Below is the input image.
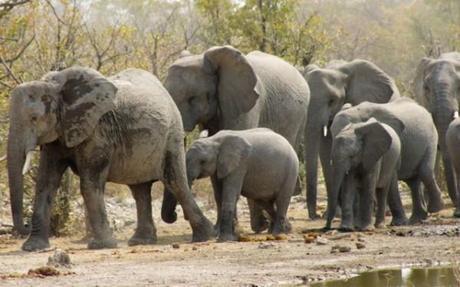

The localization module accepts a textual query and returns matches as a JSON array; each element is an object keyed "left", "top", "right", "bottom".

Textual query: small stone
[
  {"left": 339, "top": 246, "right": 351, "bottom": 253},
  {"left": 172, "top": 243, "right": 180, "bottom": 249},
  {"left": 47, "top": 249, "right": 71, "bottom": 267},
  {"left": 356, "top": 242, "right": 366, "bottom": 249},
  {"left": 316, "top": 237, "right": 329, "bottom": 245},
  {"left": 192, "top": 246, "right": 198, "bottom": 251},
  {"left": 303, "top": 235, "right": 315, "bottom": 244}
]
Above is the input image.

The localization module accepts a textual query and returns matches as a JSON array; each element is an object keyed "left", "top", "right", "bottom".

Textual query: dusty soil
[{"left": 1, "top": 187, "right": 460, "bottom": 287}]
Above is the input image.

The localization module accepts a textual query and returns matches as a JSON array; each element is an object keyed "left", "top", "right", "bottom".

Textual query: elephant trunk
[
  {"left": 325, "top": 164, "right": 346, "bottom": 229},
  {"left": 305, "top": 120, "right": 325, "bottom": 219},
  {"left": 432, "top": 86, "right": 459, "bottom": 208},
  {"left": 7, "top": 124, "right": 32, "bottom": 235}
]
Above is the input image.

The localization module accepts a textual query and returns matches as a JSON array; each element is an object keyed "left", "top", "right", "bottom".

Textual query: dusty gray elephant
[
  {"left": 414, "top": 52, "right": 460, "bottom": 216},
  {"left": 331, "top": 97, "right": 444, "bottom": 224},
  {"left": 447, "top": 117, "right": 460, "bottom": 205},
  {"left": 326, "top": 118, "right": 402, "bottom": 231},
  {"left": 186, "top": 128, "right": 299, "bottom": 241},
  {"left": 301, "top": 59, "right": 400, "bottom": 219},
  {"left": 7, "top": 67, "right": 214, "bottom": 251},
  {"left": 161, "top": 45, "right": 310, "bottom": 232}
]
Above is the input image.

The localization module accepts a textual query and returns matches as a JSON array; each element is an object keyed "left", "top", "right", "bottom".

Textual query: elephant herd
[{"left": 5, "top": 45, "right": 460, "bottom": 251}]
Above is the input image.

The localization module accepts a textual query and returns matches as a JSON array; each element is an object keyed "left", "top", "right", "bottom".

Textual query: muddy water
[{"left": 311, "top": 266, "right": 460, "bottom": 287}]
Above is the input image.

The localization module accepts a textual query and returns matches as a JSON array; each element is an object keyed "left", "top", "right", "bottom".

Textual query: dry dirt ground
[{"left": 1, "top": 186, "right": 460, "bottom": 287}]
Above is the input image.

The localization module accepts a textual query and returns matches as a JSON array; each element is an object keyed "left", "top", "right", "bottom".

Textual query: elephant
[
  {"left": 7, "top": 67, "right": 214, "bottom": 251},
  {"left": 301, "top": 59, "right": 400, "bottom": 219},
  {"left": 331, "top": 97, "right": 444, "bottom": 224},
  {"left": 161, "top": 45, "right": 310, "bottom": 232},
  {"left": 326, "top": 118, "right": 402, "bottom": 231},
  {"left": 447, "top": 117, "right": 460, "bottom": 204},
  {"left": 414, "top": 52, "right": 460, "bottom": 216},
  {"left": 185, "top": 128, "right": 299, "bottom": 241}
]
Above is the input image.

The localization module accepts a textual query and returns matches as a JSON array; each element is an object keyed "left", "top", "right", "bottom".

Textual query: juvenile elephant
[
  {"left": 301, "top": 59, "right": 400, "bottom": 219},
  {"left": 162, "top": 45, "right": 310, "bottom": 232},
  {"left": 414, "top": 52, "right": 460, "bottom": 215},
  {"left": 447, "top": 117, "right": 460, "bottom": 203},
  {"left": 7, "top": 67, "right": 214, "bottom": 251},
  {"left": 186, "top": 128, "right": 299, "bottom": 241},
  {"left": 326, "top": 118, "right": 402, "bottom": 231},
  {"left": 331, "top": 97, "right": 444, "bottom": 224}
]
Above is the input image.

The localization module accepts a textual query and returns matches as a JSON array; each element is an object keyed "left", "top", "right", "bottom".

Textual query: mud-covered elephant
[
  {"left": 331, "top": 97, "right": 444, "bottom": 224},
  {"left": 326, "top": 118, "right": 402, "bottom": 231},
  {"left": 186, "top": 128, "right": 299, "bottom": 241},
  {"left": 414, "top": 52, "right": 460, "bottom": 215},
  {"left": 161, "top": 45, "right": 310, "bottom": 232},
  {"left": 7, "top": 67, "right": 214, "bottom": 251},
  {"left": 301, "top": 59, "right": 400, "bottom": 219}
]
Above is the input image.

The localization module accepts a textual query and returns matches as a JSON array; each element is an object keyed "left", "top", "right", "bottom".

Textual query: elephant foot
[
  {"left": 217, "top": 233, "right": 238, "bottom": 242},
  {"left": 356, "top": 225, "right": 375, "bottom": 232},
  {"left": 390, "top": 217, "right": 408, "bottom": 226},
  {"left": 408, "top": 212, "right": 428, "bottom": 225},
  {"left": 427, "top": 199, "right": 444, "bottom": 213},
  {"left": 88, "top": 237, "right": 118, "bottom": 249},
  {"left": 271, "top": 220, "right": 292, "bottom": 235},
  {"left": 338, "top": 225, "right": 354, "bottom": 232},
  {"left": 161, "top": 210, "right": 178, "bottom": 224},
  {"left": 309, "top": 213, "right": 321, "bottom": 220},
  {"left": 374, "top": 222, "right": 386, "bottom": 229},
  {"left": 22, "top": 236, "right": 50, "bottom": 251},
  {"left": 453, "top": 208, "right": 460, "bottom": 218},
  {"left": 251, "top": 218, "right": 269, "bottom": 233},
  {"left": 128, "top": 233, "right": 157, "bottom": 246},
  {"left": 191, "top": 218, "right": 215, "bottom": 242}
]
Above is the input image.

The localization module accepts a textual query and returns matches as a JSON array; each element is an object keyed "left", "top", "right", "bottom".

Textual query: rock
[
  {"left": 316, "top": 237, "right": 329, "bottom": 245},
  {"left": 47, "top": 249, "right": 71, "bottom": 268},
  {"left": 172, "top": 243, "right": 180, "bottom": 249},
  {"left": 356, "top": 242, "right": 366, "bottom": 249},
  {"left": 339, "top": 246, "right": 351, "bottom": 253}
]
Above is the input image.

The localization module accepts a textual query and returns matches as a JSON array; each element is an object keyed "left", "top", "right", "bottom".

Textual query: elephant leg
[
  {"left": 419, "top": 164, "right": 444, "bottom": 214},
  {"left": 272, "top": 195, "right": 292, "bottom": 235},
  {"left": 441, "top": 150, "right": 459, "bottom": 212},
  {"left": 320, "top": 133, "right": 337, "bottom": 218},
  {"left": 80, "top": 168, "right": 117, "bottom": 250},
  {"left": 22, "top": 148, "right": 67, "bottom": 251},
  {"left": 356, "top": 173, "right": 376, "bottom": 231},
  {"left": 256, "top": 200, "right": 277, "bottom": 233},
  {"left": 128, "top": 181, "right": 156, "bottom": 246},
  {"left": 218, "top": 174, "right": 244, "bottom": 242},
  {"left": 161, "top": 188, "right": 178, "bottom": 224},
  {"left": 162, "top": 150, "right": 214, "bottom": 242},
  {"left": 388, "top": 176, "right": 408, "bottom": 226},
  {"left": 407, "top": 178, "right": 428, "bottom": 224},
  {"left": 374, "top": 187, "right": 387, "bottom": 228},
  {"left": 248, "top": 198, "right": 269, "bottom": 233},
  {"left": 339, "top": 174, "right": 356, "bottom": 232}
]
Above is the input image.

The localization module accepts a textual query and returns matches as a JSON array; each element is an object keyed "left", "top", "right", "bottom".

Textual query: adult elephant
[
  {"left": 414, "top": 52, "right": 460, "bottom": 216},
  {"left": 161, "top": 45, "right": 310, "bottom": 232},
  {"left": 331, "top": 97, "right": 444, "bottom": 224},
  {"left": 8, "top": 67, "right": 214, "bottom": 251},
  {"left": 302, "top": 59, "right": 400, "bottom": 219}
]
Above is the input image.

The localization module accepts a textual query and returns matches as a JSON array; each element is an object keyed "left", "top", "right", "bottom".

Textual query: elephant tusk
[
  {"left": 323, "top": 126, "right": 328, "bottom": 137},
  {"left": 199, "top": 129, "right": 209, "bottom": 138},
  {"left": 22, "top": 151, "right": 34, "bottom": 175},
  {"left": 454, "top": 111, "right": 459, "bottom": 119}
]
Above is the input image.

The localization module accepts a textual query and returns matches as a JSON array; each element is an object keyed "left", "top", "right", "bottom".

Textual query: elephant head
[
  {"left": 186, "top": 134, "right": 252, "bottom": 184},
  {"left": 325, "top": 118, "right": 403, "bottom": 229},
  {"left": 414, "top": 53, "right": 460, "bottom": 208},
  {"left": 302, "top": 59, "right": 400, "bottom": 218},
  {"left": 7, "top": 67, "right": 117, "bottom": 234},
  {"left": 164, "top": 46, "right": 259, "bottom": 133}
]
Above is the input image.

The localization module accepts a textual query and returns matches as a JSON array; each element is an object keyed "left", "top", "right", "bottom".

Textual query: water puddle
[{"left": 311, "top": 266, "right": 460, "bottom": 287}]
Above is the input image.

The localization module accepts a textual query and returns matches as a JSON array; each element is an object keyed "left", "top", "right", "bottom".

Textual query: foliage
[{"left": 0, "top": 0, "right": 459, "bottom": 232}]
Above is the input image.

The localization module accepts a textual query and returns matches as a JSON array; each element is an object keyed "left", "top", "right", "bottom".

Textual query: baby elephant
[
  {"left": 326, "top": 118, "right": 403, "bottom": 231},
  {"left": 186, "top": 128, "right": 299, "bottom": 241}
]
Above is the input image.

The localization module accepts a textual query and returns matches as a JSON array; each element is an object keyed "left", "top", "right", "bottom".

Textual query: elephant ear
[
  {"left": 339, "top": 59, "right": 399, "bottom": 105},
  {"left": 303, "top": 64, "right": 319, "bottom": 77},
  {"left": 203, "top": 46, "right": 259, "bottom": 120},
  {"left": 52, "top": 67, "right": 117, "bottom": 148},
  {"left": 355, "top": 119, "right": 393, "bottom": 171},
  {"left": 413, "top": 57, "right": 434, "bottom": 108},
  {"left": 217, "top": 135, "right": 252, "bottom": 179}
]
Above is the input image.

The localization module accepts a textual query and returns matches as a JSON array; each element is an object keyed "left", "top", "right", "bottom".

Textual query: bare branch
[{"left": 0, "top": 55, "right": 22, "bottom": 84}]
